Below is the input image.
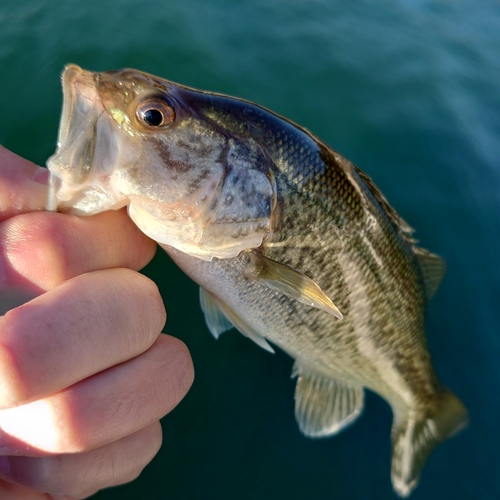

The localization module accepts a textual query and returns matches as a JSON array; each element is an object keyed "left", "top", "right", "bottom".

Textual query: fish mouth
[
  {"left": 47, "top": 64, "right": 124, "bottom": 214},
  {"left": 59, "top": 64, "right": 96, "bottom": 148}
]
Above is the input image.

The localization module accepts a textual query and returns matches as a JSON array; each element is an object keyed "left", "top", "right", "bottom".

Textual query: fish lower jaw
[
  {"left": 128, "top": 201, "right": 269, "bottom": 261},
  {"left": 51, "top": 182, "right": 127, "bottom": 215}
]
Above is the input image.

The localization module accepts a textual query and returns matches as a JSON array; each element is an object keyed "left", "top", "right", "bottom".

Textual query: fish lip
[
  {"left": 47, "top": 64, "right": 123, "bottom": 213},
  {"left": 49, "top": 64, "right": 102, "bottom": 177},
  {"left": 58, "top": 64, "right": 96, "bottom": 146},
  {"left": 57, "top": 186, "right": 130, "bottom": 215}
]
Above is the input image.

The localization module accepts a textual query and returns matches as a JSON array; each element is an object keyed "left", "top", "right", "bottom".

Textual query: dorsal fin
[
  {"left": 292, "top": 362, "right": 364, "bottom": 437},
  {"left": 413, "top": 249, "right": 446, "bottom": 300},
  {"left": 354, "top": 166, "right": 416, "bottom": 246},
  {"left": 354, "top": 166, "right": 446, "bottom": 300}
]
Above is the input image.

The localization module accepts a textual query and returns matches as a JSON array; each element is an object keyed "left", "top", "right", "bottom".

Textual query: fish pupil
[{"left": 142, "top": 108, "right": 164, "bottom": 126}]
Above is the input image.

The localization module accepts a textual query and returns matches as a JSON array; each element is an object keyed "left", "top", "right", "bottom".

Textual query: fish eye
[{"left": 136, "top": 97, "right": 175, "bottom": 129}]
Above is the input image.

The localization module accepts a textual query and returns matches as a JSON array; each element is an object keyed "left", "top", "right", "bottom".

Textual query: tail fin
[{"left": 391, "top": 390, "right": 468, "bottom": 497}]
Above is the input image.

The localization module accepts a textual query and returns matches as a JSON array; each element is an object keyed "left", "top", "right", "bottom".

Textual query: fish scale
[{"left": 47, "top": 64, "right": 467, "bottom": 498}]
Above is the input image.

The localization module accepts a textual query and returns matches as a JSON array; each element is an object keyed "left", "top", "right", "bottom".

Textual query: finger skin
[
  {"left": 0, "top": 209, "right": 157, "bottom": 293},
  {"left": 2, "top": 422, "right": 163, "bottom": 499},
  {"left": 0, "top": 268, "right": 166, "bottom": 409},
  {"left": 0, "top": 148, "right": 193, "bottom": 497},
  {"left": 0, "top": 334, "right": 194, "bottom": 455},
  {"left": 0, "top": 481, "right": 47, "bottom": 499},
  {"left": 0, "top": 146, "right": 48, "bottom": 222}
]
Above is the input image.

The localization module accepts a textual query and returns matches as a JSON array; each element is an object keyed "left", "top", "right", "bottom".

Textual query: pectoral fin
[
  {"left": 199, "top": 287, "right": 274, "bottom": 353},
  {"left": 244, "top": 251, "right": 343, "bottom": 319},
  {"left": 293, "top": 362, "right": 364, "bottom": 437}
]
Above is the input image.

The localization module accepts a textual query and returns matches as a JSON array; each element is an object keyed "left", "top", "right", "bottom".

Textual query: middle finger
[{"left": 0, "top": 268, "right": 166, "bottom": 409}]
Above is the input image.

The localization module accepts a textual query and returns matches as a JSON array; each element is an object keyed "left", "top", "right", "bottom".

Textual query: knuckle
[
  {"left": 91, "top": 209, "right": 156, "bottom": 271},
  {"left": 101, "top": 269, "right": 167, "bottom": 343},
  {"left": 156, "top": 336, "right": 195, "bottom": 405},
  {"left": 170, "top": 336, "right": 195, "bottom": 378},
  {"left": 119, "top": 427, "right": 163, "bottom": 483},
  {"left": 124, "top": 271, "right": 167, "bottom": 337},
  {"left": 144, "top": 421, "right": 163, "bottom": 461},
  {"left": 126, "top": 464, "right": 147, "bottom": 484},
  {"left": 54, "top": 394, "right": 95, "bottom": 453}
]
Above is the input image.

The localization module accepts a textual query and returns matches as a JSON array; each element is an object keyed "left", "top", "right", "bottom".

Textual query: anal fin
[{"left": 293, "top": 362, "right": 364, "bottom": 437}]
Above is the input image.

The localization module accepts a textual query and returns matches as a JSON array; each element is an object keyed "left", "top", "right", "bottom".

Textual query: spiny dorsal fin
[
  {"left": 244, "top": 251, "right": 343, "bottom": 319},
  {"left": 354, "top": 166, "right": 446, "bottom": 299},
  {"left": 292, "top": 362, "right": 364, "bottom": 437},
  {"left": 200, "top": 287, "right": 274, "bottom": 353},
  {"left": 354, "top": 166, "right": 416, "bottom": 245},
  {"left": 199, "top": 287, "right": 234, "bottom": 339},
  {"left": 413, "top": 248, "right": 446, "bottom": 300}
]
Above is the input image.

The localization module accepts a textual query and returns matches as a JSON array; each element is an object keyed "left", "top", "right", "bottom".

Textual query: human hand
[{"left": 0, "top": 146, "right": 194, "bottom": 498}]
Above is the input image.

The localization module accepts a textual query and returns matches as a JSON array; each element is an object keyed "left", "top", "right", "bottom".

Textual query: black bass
[{"left": 47, "top": 65, "right": 467, "bottom": 497}]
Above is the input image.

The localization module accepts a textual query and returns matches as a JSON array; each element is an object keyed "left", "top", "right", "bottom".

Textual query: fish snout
[{"left": 46, "top": 65, "right": 123, "bottom": 214}]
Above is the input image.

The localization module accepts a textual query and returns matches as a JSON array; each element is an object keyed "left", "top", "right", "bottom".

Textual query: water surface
[{"left": 0, "top": 1, "right": 499, "bottom": 498}]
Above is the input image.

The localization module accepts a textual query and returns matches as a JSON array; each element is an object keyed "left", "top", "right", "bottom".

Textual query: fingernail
[
  {"left": 32, "top": 166, "right": 50, "bottom": 185},
  {"left": 0, "top": 456, "right": 12, "bottom": 479}
]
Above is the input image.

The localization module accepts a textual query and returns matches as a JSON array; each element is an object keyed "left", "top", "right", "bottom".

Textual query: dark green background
[{"left": 1, "top": 0, "right": 499, "bottom": 498}]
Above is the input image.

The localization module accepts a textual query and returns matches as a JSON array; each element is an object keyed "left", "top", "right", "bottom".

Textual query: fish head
[{"left": 48, "top": 65, "right": 276, "bottom": 260}]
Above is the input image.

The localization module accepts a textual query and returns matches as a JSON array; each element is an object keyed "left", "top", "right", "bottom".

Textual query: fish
[{"left": 47, "top": 64, "right": 468, "bottom": 497}]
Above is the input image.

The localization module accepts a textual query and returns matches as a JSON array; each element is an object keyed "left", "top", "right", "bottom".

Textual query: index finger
[{"left": 0, "top": 146, "right": 49, "bottom": 222}]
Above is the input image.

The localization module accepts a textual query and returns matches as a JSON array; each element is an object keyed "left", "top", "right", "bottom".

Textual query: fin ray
[
  {"left": 199, "top": 287, "right": 274, "bottom": 353},
  {"left": 391, "top": 390, "right": 468, "bottom": 497},
  {"left": 414, "top": 249, "right": 446, "bottom": 300},
  {"left": 293, "top": 362, "right": 364, "bottom": 437},
  {"left": 199, "top": 287, "right": 234, "bottom": 339},
  {"left": 245, "top": 251, "right": 343, "bottom": 319},
  {"left": 354, "top": 166, "right": 415, "bottom": 242}
]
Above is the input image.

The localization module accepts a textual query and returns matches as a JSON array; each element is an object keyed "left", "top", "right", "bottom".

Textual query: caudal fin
[{"left": 391, "top": 390, "right": 468, "bottom": 497}]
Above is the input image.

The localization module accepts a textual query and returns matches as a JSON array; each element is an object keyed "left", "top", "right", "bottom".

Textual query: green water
[{"left": 1, "top": 1, "right": 499, "bottom": 498}]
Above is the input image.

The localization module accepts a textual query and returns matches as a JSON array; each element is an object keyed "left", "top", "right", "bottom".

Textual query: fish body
[{"left": 47, "top": 65, "right": 467, "bottom": 497}]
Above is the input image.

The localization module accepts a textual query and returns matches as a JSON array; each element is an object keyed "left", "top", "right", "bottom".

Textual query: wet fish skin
[{"left": 47, "top": 65, "right": 468, "bottom": 497}]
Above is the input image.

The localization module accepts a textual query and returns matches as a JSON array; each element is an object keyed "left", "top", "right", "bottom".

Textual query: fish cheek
[
  {"left": 151, "top": 137, "right": 194, "bottom": 178},
  {"left": 118, "top": 126, "right": 227, "bottom": 210}
]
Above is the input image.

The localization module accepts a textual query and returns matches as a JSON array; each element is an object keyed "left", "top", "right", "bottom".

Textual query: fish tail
[{"left": 390, "top": 390, "right": 468, "bottom": 497}]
